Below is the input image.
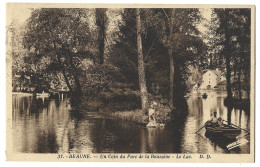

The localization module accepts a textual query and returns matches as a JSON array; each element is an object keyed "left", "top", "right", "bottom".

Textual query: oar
[
  {"left": 196, "top": 125, "right": 206, "bottom": 134},
  {"left": 196, "top": 122, "right": 208, "bottom": 134},
  {"left": 223, "top": 120, "right": 250, "bottom": 134}
]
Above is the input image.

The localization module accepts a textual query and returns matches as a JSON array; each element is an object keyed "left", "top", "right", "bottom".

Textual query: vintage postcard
[{"left": 6, "top": 3, "right": 255, "bottom": 162}]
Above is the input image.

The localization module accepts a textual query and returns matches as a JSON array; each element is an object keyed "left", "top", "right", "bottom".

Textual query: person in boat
[
  {"left": 148, "top": 101, "right": 157, "bottom": 124},
  {"left": 209, "top": 111, "right": 223, "bottom": 127},
  {"left": 210, "top": 111, "right": 218, "bottom": 123}
]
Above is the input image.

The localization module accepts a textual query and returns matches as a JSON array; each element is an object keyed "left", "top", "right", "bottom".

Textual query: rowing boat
[
  {"left": 202, "top": 93, "right": 208, "bottom": 99},
  {"left": 36, "top": 93, "right": 50, "bottom": 97},
  {"left": 204, "top": 121, "right": 241, "bottom": 139}
]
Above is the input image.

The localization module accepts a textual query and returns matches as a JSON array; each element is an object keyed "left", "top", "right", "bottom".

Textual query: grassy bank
[
  {"left": 99, "top": 107, "right": 173, "bottom": 126},
  {"left": 79, "top": 84, "right": 174, "bottom": 126},
  {"left": 99, "top": 109, "right": 148, "bottom": 126},
  {"left": 98, "top": 97, "right": 173, "bottom": 126}
]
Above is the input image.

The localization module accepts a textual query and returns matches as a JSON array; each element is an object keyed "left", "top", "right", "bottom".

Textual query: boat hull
[{"left": 205, "top": 122, "right": 241, "bottom": 139}]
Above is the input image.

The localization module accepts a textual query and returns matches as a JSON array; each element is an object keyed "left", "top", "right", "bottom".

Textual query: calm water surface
[{"left": 12, "top": 91, "right": 250, "bottom": 154}]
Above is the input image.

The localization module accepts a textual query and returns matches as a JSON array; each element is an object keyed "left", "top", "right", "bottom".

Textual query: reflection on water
[
  {"left": 184, "top": 91, "right": 250, "bottom": 154},
  {"left": 12, "top": 91, "right": 250, "bottom": 154}
]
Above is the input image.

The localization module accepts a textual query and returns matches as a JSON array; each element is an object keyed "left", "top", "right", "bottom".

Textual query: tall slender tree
[
  {"left": 168, "top": 9, "right": 176, "bottom": 109},
  {"left": 110, "top": 8, "right": 203, "bottom": 112},
  {"left": 136, "top": 8, "right": 149, "bottom": 113},
  {"left": 160, "top": 8, "right": 203, "bottom": 109},
  {"left": 213, "top": 8, "right": 251, "bottom": 100},
  {"left": 95, "top": 8, "right": 108, "bottom": 65}
]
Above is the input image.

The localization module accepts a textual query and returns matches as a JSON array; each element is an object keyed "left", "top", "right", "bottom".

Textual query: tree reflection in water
[{"left": 12, "top": 91, "right": 250, "bottom": 154}]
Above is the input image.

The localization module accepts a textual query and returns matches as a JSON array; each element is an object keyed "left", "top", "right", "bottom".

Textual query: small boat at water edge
[
  {"left": 36, "top": 93, "right": 50, "bottom": 97},
  {"left": 202, "top": 93, "right": 208, "bottom": 99},
  {"left": 204, "top": 121, "right": 241, "bottom": 139}
]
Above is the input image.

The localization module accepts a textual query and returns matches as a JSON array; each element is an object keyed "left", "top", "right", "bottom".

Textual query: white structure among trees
[{"left": 200, "top": 70, "right": 224, "bottom": 90}]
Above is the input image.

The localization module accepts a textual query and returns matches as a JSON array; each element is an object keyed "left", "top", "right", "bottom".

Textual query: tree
[
  {"left": 7, "top": 21, "right": 36, "bottom": 91},
  {"left": 213, "top": 8, "right": 251, "bottom": 100},
  {"left": 108, "top": 9, "right": 139, "bottom": 85},
  {"left": 136, "top": 8, "right": 149, "bottom": 113},
  {"left": 23, "top": 9, "right": 94, "bottom": 99},
  {"left": 162, "top": 9, "right": 176, "bottom": 109},
  {"left": 160, "top": 8, "right": 204, "bottom": 109},
  {"left": 108, "top": 9, "right": 166, "bottom": 87},
  {"left": 95, "top": 8, "right": 108, "bottom": 65},
  {"left": 235, "top": 9, "right": 251, "bottom": 99},
  {"left": 109, "top": 8, "right": 204, "bottom": 113},
  {"left": 108, "top": 9, "right": 168, "bottom": 97}
]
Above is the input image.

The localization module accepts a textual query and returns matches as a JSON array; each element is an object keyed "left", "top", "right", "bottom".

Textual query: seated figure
[{"left": 209, "top": 111, "right": 223, "bottom": 127}]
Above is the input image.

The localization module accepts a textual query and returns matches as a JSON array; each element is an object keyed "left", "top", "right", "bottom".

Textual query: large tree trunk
[
  {"left": 238, "top": 67, "right": 242, "bottom": 100},
  {"left": 60, "top": 67, "right": 73, "bottom": 94},
  {"left": 169, "top": 54, "right": 175, "bottom": 108},
  {"left": 227, "top": 105, "right": 232, "bottom": 125},
  {"left": 136, "top": 8, "right": 149, "bottom": 113},
  {"left": 225, "top": 53, "right": 232, "bottom": 99},
  {"left": 53, "top": 40, "right": 74, "bottom": 94},
  {"left": 96, "top": 8, "right": 106, "bottom": 65},
  {"left": 233, "top": 56, "right": 238, "bottom": 99},
  {"left": 168, "top": 9, "right": 176, "bottom": 109},
  {"left": 68, "top": 53, "right": 82, "bottom": 97},
  {"left": 224, "top": 33, "right": 233, "bottom": 99},
  {"left": 72, "top": 73, "right": 82, "bottom": 96},
  {"left": 223, "top": 10, "right": 233, "bottom": 100}
]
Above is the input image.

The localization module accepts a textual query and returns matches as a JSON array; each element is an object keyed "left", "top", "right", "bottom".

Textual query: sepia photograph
[{"left": 5, "top": 3, "right": 255, "bottom": 162}]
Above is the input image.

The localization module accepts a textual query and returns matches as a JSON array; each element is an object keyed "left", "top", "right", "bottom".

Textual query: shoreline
[
  {"left": 12, "top": 92, "right": 33, "bottom": 96},
  {"left": 98, "top": 106, "right": 173, "bottom": 127},
  {"left": 99, "top": 109, "right": 148, "bottom": 126}
]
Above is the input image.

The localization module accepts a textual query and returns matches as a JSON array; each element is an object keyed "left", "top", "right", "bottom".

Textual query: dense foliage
[{"left": 9, "top": 8, "right": 251, "bottom": 114}]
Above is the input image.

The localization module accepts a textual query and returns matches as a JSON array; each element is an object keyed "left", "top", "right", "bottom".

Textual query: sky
[
  {"left": 6, "top": 4, "right": 212, "bottom": 36},
  {"left": 6, "top": 4, "right": 32, "bottom": 26}
]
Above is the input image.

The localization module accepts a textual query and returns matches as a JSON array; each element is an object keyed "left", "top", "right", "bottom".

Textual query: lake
[{"left": 12, "top": 91, "right": 250, "bottom": 153}]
